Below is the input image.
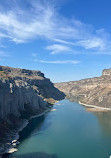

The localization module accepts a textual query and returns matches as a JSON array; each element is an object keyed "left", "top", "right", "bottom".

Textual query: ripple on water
[{"left": 9, "top": 152, "right": 60, "bottom": 158}]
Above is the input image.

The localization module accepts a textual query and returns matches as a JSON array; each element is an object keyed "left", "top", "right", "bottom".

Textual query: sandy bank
[
  {"left": 79, "top": 101, "right": 111, "bottom": 111},
  {"left": 86, "top": 108, "right": 108, "bottom": 112}
]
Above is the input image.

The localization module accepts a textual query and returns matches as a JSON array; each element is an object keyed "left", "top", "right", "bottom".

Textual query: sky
[{"left": 0, "top": 0, "right": 111, "bottom": 82}]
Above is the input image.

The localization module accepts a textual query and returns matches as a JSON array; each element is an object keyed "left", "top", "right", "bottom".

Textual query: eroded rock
[{"left": 55, "top": 68, "right": 111, "bottom": 109}]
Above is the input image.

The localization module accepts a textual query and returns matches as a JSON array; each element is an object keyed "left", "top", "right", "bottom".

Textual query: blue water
[{"left": 8, "top": 99, "right": 111, "bottom": 158}]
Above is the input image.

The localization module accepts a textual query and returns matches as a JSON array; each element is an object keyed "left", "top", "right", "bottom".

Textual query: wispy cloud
[
  {"left": 31, "top": 53, "right": 37, "bottom": 57},
  {"left": 0, "top": 0, "right": 111, "bottom": 54},
  {"left": 34, "top": 59, "right": 80, "bottom": 64},
  {"left": 0, "top": 0, "right": 56, "bottom": 43},
  {"left": 77, "top": 38, "right": 106, "bottom": 50},
  {"left": 53, "top": 39, "right": 74, "bottom": 45},
  {"left": 46, "top": 44, "right": 72, "bottom": 54}
]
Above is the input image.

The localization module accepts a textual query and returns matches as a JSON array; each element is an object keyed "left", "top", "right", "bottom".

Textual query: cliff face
[
  {"left": 55, "top": 69, "right": 111, "bottom": 109},
  {"left": 0, "top": 66, "right": 64, "bottom": 119},
  {"left": 0, "top": 66, "right": 65, "bottom": 153},
  {"left": 0, "top": 79, "right": 45, "bottom": 119}
]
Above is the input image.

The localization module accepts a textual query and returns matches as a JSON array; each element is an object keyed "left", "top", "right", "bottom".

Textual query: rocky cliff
[
  {"left": 0, "top": 66, "right": 65, "bottom": 154},
  {"left": 55, "top": 69, "right": 111, "bottom": 109}
]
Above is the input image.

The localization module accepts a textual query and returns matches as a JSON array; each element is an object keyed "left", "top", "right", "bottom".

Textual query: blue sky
[{"left": 0, "top": 0, "right": 111, "bottom": 82}]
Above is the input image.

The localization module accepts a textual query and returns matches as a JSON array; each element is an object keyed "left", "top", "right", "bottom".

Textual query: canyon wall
[
  {"left": 0, "top": 66, "right": 65, "bottom": 154},
  {"left": 55, "top": 69, "right": 111, "bottom": 109}
]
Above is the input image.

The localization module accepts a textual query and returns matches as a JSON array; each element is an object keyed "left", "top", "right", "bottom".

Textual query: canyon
[
  {"left": 1, "top": 66, "right": 111, "bottom": 156},
  {"left": 0, "top": 66, "right": 65, "bottom": 154}
]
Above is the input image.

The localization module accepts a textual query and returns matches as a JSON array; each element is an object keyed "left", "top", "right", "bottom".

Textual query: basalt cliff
[
  {"left": 0, "top": 66, "right": 65, "bottom": 154},
  {"left": 55, "top": 69, "right": 111, "bottom": 109}
]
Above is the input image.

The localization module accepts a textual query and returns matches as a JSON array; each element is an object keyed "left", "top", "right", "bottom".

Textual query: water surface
[{"left": 6, "top": 99, "right": 111, "bottom": 158}]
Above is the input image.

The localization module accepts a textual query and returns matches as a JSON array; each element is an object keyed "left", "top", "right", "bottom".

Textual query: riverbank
[
  {"left": 1, "top": 107, "right": 51, "bottom": 156},
  {"left": 79, "top": 101, "right": 111, "bottom": 111},
  {"left": 6, "top": 99, "right": 111, "bottom": 158}
]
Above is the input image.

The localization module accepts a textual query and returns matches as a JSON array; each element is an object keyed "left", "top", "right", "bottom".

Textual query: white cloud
[
  {"left": 32, "top": 53, "right": 37, "bottom": 57},
  {"left": 0, "top": 0, "right": 110, "bottom": 54},
  {"left": 46, "top": 44, "right": 72, "bottom": 54},
  {"left": 77, "top": 38, "right": 106, "bottom": 50},
  {"left": 0, "top": 1, "right": 56, "bottom": 43},
  {"left": 34, "top": 59, "right": 80, "bottom": 64},
  {"left": 53, "top": 39, "right": 75, "bottom": 45}
]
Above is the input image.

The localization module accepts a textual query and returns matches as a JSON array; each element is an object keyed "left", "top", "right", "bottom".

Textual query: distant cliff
[
  {"left": 0, "top": 66, "right": 65, "bottom": 154},
  {"left": 55, "top": 69, "right": 111, "bottom": 109}
]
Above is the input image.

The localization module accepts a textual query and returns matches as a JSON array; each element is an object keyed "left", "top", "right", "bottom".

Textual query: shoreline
[
  {"left": 79, "top": 101, "right": 111, "bottom": 111},
  {"left": 1, "top": 107, "right": 51, "bottom": 155}
]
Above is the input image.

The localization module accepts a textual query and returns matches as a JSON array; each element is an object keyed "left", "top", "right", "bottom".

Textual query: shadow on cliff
[
  {"left": 48, "top": 86, "right": 65, "bottom": 101},
  {"left": 2, "top": 114, "right": 54, "bottom": 158},
  {"left": 19, "top": 113, "right": 53, "bottom": 142},
  {"left": 37, "top": 82, "right": 65, "bottom": 102},
  {"left": 9, "top": 152, "right": 60, "bottom": 158}
]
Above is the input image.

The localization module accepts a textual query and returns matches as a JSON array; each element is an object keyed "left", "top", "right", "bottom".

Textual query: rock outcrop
[
  {"left": 55, "top": 69, "right": 111, "bottom": 109},
  {"left": 0, "top": 66, "right": 65, "bottom": 154}
]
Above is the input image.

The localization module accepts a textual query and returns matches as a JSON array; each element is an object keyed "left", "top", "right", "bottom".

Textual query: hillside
[{"left": 55, "top": 69, "right": 111, "bottom": 109}]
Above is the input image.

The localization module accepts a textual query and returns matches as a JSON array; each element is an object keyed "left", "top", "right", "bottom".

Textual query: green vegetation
[{"left": 0, "top": 71, "right": 11, "bottom": 79}]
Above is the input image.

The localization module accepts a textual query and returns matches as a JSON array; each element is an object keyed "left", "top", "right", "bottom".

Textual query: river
[{"left": 3, "top": 99, "right": 111, "bottom": 158}]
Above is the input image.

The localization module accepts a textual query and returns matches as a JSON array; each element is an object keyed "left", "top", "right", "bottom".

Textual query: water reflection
[
  {"left": 19, "top": 115, "right": 48, "bottom": 141},
  {"left": 20, "top": 116, "right": 45, "bottom": 140},
  {"left": 3, "top": 112, "right": 54, "bottom": 158},
  {"left": 9, "top": 152, "right": 59, "bottom": 158},
  {"left": 19, "top": 111, "right": 54, "bottom": 141},
  {"left": 94, "top": 111, "right": 111, "bottom": 137},
  {"left": 2, "top": 99, "right": 111, "bottom": 158},
  {"left": 67, "top": 94, "right": 111, "bottom": 137}
]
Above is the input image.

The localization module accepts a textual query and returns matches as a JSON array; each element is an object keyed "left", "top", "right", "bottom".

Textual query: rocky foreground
[
  {"left": 55, "top": 69, "right": 111, "bottom": 109},
  {"left": 0, "top": 66, "right": 65, "bottom": 154}
]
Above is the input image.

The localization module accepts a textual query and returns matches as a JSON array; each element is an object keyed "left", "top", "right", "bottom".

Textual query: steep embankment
[
  {"left": 55, "top": 69, "right": 111, "bottom": 109},
  {"left": 0, "top": 66, "right": 65, "bottom": 154}
]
